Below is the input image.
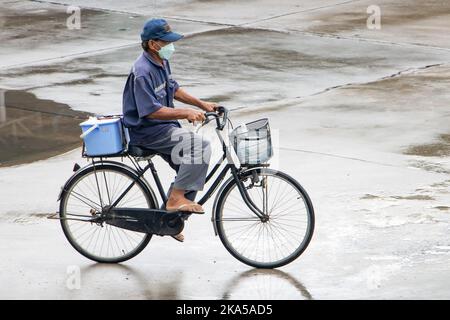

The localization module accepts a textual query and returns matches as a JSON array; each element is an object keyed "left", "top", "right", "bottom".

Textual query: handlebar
[{"left": 204, "top": 106, "right": 228, "bottom": 130}]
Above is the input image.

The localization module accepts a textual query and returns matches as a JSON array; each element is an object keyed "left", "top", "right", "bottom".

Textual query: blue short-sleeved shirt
[{"left": 122, "top": 51, "right": 181, "bottom": 144}]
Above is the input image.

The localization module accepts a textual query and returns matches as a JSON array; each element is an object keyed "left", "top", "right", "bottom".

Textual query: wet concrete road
[{"left": 0, "top": 0, "right": 449, "bottom": 299}]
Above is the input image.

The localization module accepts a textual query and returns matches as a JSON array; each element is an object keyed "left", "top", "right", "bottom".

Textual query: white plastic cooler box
[{"left": 79, "top": 116, "right": 129, "bottom": 156}]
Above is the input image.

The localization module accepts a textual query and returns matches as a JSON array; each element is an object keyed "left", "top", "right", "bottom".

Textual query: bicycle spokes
[
  {"left": 217, "top": 170, "right": 313, "bottom": 267},
  {"left": 60, "top": 168, "right": 152, "bottom": 262}
]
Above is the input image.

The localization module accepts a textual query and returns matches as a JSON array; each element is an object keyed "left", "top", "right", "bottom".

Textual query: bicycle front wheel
[
  {"left": 59, "top": 163, "right": 155, "bottom": 263},
  {"left": 215, "top": 168, "right": 314, "bottom": 268}
]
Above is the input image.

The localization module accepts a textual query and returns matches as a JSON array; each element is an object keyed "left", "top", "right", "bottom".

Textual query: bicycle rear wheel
[
  {"left": 59, "top": 163, "right": 155, "bottom": 263},
  {"left": 215, "top": 168, "right": 314, "bottom": 268}
]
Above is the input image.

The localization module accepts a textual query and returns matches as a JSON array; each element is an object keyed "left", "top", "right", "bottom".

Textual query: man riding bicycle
[{"left": 122, "top": 18, "right": 217, "bottom": 241}]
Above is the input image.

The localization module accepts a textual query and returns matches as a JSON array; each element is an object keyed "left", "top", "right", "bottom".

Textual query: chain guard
[{"left": 105, "top": 208, "right": 188, "bottom": 236}]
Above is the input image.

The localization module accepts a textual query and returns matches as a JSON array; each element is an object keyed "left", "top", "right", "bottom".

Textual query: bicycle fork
[{"left": 230, "top": 166, "right": 269, "bottom": 222}]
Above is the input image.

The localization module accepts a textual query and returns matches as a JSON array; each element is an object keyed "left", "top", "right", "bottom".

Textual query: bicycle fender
[
  {"left": 211, "top": 175, "right": 234, "bottom": 236},
  {"left": 57, "top": 160, "right": 158, "bottom": 207},
  {"left": 57, "top": 163, "right": 88, "bottom": 201}
]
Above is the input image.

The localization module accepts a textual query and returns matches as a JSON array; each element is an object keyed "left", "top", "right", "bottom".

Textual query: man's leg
[
  {"left": 165, "top": 129, "right": 211, "bottom": 211},
  {"left": 134, "top": 126, "right": 211, "bottom": 212},
  {"left": 166, "top": 183, "right": 198, "bottom": 204},
  {"left": 158, "top": 154, "right": 198, "bottom": 210}
]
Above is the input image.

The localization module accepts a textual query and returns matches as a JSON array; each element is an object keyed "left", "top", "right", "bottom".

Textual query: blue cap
[{"left": 140, "top": 18, "right": 183, "bottom": 42}]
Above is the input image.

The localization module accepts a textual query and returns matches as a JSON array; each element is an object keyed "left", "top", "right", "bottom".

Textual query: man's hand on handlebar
[
  {"left": 186, "top": 105, "right": 228, "bottom": 130},
  {"left": 202, "top": 106, "right": 228, "bottom": 130},
  {"left": 185, "top": 108, "right": 206, "bottom": 124},
  {"left": 199, "top": 101, "right": 219, "bottom": 113}
]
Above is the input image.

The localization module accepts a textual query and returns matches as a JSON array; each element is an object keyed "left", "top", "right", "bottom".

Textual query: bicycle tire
[
  {"left": 59, "top": 163, "right": 155, "bottom": 263},
  {"left": 215, "top": 168, "right": 315, "bottom": 269}
]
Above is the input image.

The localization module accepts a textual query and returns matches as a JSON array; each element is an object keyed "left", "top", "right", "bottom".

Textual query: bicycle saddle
[{"left": 127, "top": 145, "right": 159, "bottom": 157}]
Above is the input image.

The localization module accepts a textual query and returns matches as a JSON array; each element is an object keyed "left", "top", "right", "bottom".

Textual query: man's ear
[
  {"left": 146, "top": 40, "right": 152, "bottom": 51},
  {"left": 148, "top": 40, "right": 159, "bottom": 52}
]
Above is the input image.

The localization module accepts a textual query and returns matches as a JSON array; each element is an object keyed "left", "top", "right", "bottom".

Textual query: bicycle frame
[
  {"left": 54, "top": 106, "right": 315, "bottom": 268},
  {"left": 91, "top": 125, "right": 268, "bottom": 220}
]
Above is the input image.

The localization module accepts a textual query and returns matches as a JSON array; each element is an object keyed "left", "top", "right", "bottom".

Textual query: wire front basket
[{"left": 229, "top": 118, "right": 273, "bottom": 165}]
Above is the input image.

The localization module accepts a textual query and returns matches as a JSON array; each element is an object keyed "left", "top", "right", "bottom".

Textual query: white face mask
[{"left": 157, "top": 43, "right": 175, "bottom": 60}]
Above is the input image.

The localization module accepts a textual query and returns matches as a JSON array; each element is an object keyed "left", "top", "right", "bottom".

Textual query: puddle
[
  {"left": 304, "top": 0, "right": 450, "bottom": 34},
  {"left": 404, "top": 134, "right": 450, "bottom": 157},
  {"left": 408, "top": 160, "right": 450, "bottom": 174},
  {"left": 391, "top": 195, "right": 435, "bottom": 201},
  {"left": 0, "top": 212, "right": 51, "bottom": 224},
  {"left": 0, "top": 89, "right": 91, "bottom": 167},
  {"left": 434, "top": 206, "right": 450, "bottom": 211},
  {"left": 360, "top": 194, "right": 380, "bottom": 199},
  {"left": 360, "top": 193, "right": 435, "bottom": 201}
]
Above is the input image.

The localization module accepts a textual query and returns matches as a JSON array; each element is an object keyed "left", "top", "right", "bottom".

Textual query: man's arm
[
  {"left": 174, "top": 87, "right": 217, "bottom": 112},
  {"left": 132, "top": 75, "right": 205, "bottom": 123},
  {"left": 147, "top": 106, "right": 205, "bottom": 122}
]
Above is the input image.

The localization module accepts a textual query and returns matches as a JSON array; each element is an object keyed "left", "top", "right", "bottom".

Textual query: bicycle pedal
[{"left": 177, "top": 210, "right": 203, "bottom": 216}]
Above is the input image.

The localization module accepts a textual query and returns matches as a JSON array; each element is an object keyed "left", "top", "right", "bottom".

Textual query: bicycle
[{"left": 55, "top": 106, "right": 315, "bottom": 268}]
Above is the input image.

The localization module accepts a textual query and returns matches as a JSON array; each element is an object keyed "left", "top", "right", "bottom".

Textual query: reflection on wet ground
[
  {"left": 0, "top": 89, "right": 90, "bottom": 167},
  {"left": 221, "top": 269, "right": 312, "bottom": 300},
  {"left": 79, "top": 264, "right": 182, "bottom": 300},
  {"left": 78, "top": 264, "right": 311, "bottom": 300}
]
